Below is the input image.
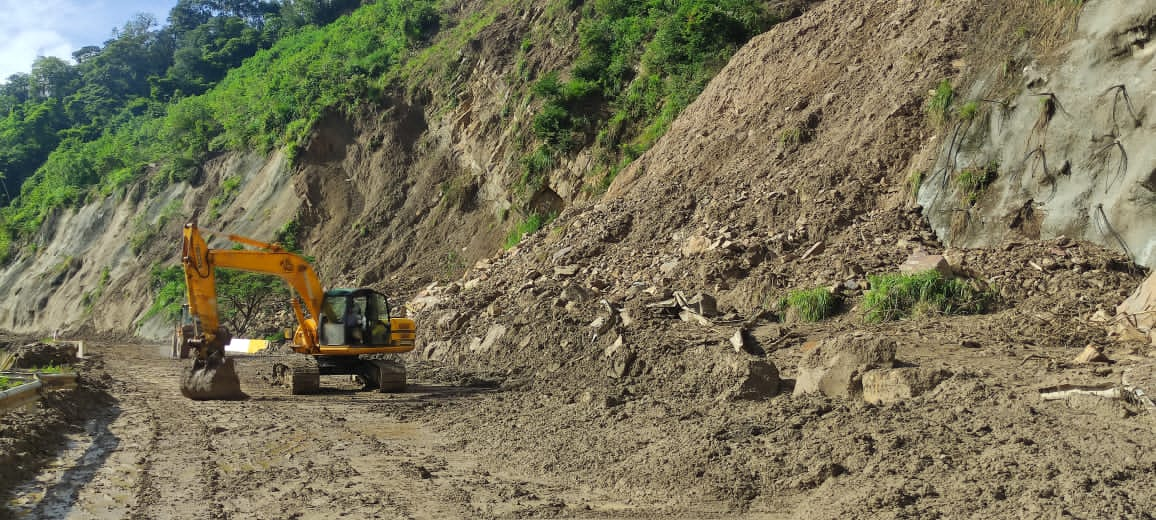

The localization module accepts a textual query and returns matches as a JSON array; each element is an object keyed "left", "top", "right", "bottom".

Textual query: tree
[
  {"left": 30, "top": 56, "right": 79, "bottom": 100},
  {"left": 215, "top": 269, "right": 290, "bottom": 335}
]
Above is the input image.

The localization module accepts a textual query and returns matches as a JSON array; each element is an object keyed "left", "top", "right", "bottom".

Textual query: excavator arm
[
  {"left": 178, "top": 222, "right": 328, "bottom": 400},
  {"left": 181, "top": 222, "right": 325, "bottom": 360}
]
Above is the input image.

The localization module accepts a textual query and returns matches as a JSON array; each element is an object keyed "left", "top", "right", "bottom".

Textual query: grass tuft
[
  {"left": 782, "top": 287, "right": 838, "bottom": 322},
  {"left": 955, "top": 161, "right": 999, "bottom": 206},
  {"left": 503, "top": 212, "right": 555, "bottom": 249},
  {"left": 927, "top": 80, "right": 954, "bottom": 126},
  {"left": 863, "top": 270, "right": 993, "bottom": 323}
]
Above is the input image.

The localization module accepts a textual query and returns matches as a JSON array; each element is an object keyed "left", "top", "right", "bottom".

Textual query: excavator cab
[{"left": 319, "top": 289, "right": 391, "bottom": 347}]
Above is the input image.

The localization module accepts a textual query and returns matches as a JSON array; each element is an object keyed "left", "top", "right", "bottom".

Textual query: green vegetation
[
  {"left": 907, "top": 170, "right": 925, "bottom": 200},
  {"left": 779, "top": 127, "right": 810, "bottom": 147},
  {"left": 503, "top": 212, "right": 554, "bottom": 249},
  {"left": 781, "top": 287, "right": 839, "bottom": 322},
  {"left": 523, "top": 0, "right": 801, "bottom": 195},
  {"left": 0, "top": 1, "right": 441, "bottom": 262},
  {"left": 0, "top": 376, "right": 15, "bottom": 391},
  {"left": 82, "top": 266, "right": 113, "bottom": 311},
  {"left": 143, "top": 260, "right": 291, "bottom": 335},
  {"left": 956, "top": 161, "right": 999, "bottom": 206},
  {"left": 32, "top": 364, "right": 68, "bottom": 374},
  {"left": 143, "top": 264, "right": 187, "bottom": 323},
  {"left": 862, "top": 270, "right": 994, "bottom": 323},
  {"left": 927, "top": 80, "right": 954, "bottom": 126},
  {"left": 0, "top": 0, "right": 807, "bottom": 260},
  {"left": 957, "top": 101, "right": 980, "bottom": 121}
]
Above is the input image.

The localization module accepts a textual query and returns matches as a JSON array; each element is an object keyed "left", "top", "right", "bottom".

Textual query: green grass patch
[
  {"left": 503, "top": 212, "right": 554, "bottom": 249},
  {"left": 927, "top": 80, "right": 954, "bottom": 126},
  {"left": 957, "top": 101, "right": 980, "bottom": 121},
  {"left": 782, "top": 287, "right": 838, "bottom": 322},
  {"left": 863, "top": 270, "right": 993, "bottom": 323},
  {"left": 907, "top": 170, "right": 925, "bottom": 200},
  {"left": 33, "top": 364, "right": 69, "bottom": 374},
  {"left": 0, "top": 376, "right": 16, "bottom": 391},
  {"left": 955, "top": 161, "right": 999, "bottom": 206}
]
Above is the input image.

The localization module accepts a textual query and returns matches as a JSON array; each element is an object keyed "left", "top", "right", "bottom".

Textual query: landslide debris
[{"left": 397, "top": 0, "right": 1156, "bottom": 516}]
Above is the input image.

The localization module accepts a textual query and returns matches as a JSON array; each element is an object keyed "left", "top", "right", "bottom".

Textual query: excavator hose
[{"left": 180, "top": 352, "right": 247, "bottom": 401}]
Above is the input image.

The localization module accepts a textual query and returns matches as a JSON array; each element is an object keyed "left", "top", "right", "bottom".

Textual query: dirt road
[
  {"left": 4, "top": 343, "right": 685, "bottom": 520},
  {"left": 7, "top": 329, "right": 1156, "bottom": 519}
]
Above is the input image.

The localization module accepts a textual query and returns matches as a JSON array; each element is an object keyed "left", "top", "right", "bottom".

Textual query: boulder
[
  {"left": 794, "top": 333, "right": 897, "bottom": 398},
  {"left": 725, "top": 360, "right": 781, "bottom": 400},
  {"left": 1115, "top": 272, "right": 1156, "bottom": 345},
  {"left": 682, "top": 235, "right": 712, "bottom": 256},
  {"left": 862, "top": 367, "right": 950, "bottom": 404},
  {"left": 899, "top": 251, "right": 951, "bottom": 276}
]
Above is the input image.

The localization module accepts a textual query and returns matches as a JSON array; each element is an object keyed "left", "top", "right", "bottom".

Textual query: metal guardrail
[{"left": 0, "top": 372, "right": 79, "bottom": 412}]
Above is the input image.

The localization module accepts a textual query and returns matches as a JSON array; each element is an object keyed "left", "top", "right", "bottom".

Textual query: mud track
[{"left": 5, "top": 343, "right": 679, "bottom": 519}]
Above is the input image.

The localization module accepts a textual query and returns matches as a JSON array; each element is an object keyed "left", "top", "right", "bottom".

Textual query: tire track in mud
[{"left": 114, "top": 356, "right": 217, "bottom": 520}]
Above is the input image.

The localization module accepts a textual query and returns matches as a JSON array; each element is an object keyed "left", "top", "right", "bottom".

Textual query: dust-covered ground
[{"left": 4, "top": 316, "right": 1156, "bottom": 520}]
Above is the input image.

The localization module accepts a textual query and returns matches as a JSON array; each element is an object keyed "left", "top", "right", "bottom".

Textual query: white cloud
[{"left": 0, "top": 0, "right": 175, "bottom": 80}]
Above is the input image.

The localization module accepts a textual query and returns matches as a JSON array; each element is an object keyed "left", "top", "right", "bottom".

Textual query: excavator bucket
[{"left": 180, "top": 355, "right": 247, "bottom": 400}]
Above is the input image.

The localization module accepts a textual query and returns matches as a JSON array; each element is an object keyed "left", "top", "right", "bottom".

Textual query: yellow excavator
[{"left": 177, "top": 222, "right": 416, "bottom": 400}]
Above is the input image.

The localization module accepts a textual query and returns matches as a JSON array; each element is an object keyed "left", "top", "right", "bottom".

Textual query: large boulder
[
  {"left": 862, "top": 367, "right": 951, "bottom": 404},
  {"left": 1115, "top": 272, "right": 1156, "bottom": 345},
  {"left": 794, "top": 333, "right": 897, "bottom": 399}
]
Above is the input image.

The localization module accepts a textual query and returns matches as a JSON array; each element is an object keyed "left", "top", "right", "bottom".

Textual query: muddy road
[
  {"left": 5, "top": 343, "right": 685, "bottom": 520},
  {"left": 7, "top": 328, "right": 1156, "bottom": 519}
]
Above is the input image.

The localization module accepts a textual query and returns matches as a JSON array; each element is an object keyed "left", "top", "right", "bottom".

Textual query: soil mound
[{"left": 7, "top": 342, "right": 77, "bottom": 369}]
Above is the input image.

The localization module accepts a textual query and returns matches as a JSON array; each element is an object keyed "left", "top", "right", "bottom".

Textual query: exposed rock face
[{"left": 920, "top": 1, "right": 1156, "bottom": 268}]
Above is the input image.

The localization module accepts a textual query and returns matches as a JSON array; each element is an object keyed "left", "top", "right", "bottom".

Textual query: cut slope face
[{"left": 921, "top": 1, "right": 1156, "bottom": 266}]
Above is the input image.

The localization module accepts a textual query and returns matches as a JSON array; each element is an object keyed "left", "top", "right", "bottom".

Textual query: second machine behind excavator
[{"left": 177, "top": 222, "right": 416, "bottom": 400}]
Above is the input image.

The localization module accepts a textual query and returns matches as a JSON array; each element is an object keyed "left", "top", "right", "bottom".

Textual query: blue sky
[{"left": 0, "top": 0, "right": 177, "bottom": 80}]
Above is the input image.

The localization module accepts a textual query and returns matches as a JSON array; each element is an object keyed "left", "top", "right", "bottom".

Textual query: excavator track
[
  {"left": 359, "top": 355, "right": 406, "bottom": 393},
  {"left": 271, "top": 353, "right": 321, "bottom": 395}
]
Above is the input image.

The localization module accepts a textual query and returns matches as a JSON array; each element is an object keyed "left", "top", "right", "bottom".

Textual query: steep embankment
[{"left": 397, "top": 0, "right": 1156, "bottom": 516}]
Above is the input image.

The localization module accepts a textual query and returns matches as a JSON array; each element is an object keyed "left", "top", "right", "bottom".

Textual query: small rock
[
  {"left": 589, "top": 316, "right": 613, "bottom": 336},
  {"left": 801, "top": 241, "right": 825, "bottom": 260},
  {"left": 618, "top": 310, "right": 636, "bottom": 328},
  {"left": 554, "top": 264, "right": 580, "bottom": 277},
  {"left": 730, "top": 329, "right": 747, "bottom": 353},
  {"left": 463, "top": 278, "right": 483, "bottom": 291},
  {"left": 899, "top": 251, "right": 951, "bottom": 276},
  {"left": 551, "top": 246, "right": 574, "bottom": 264},
  {"left": 559, "top": 284, "right": 591, "bottom": 303},
  {"left": 726, "top": 360, "right": 781, "bottom": 400},
  {"left": 1073, "top": 344, "right": 1110, "bottom": 364},
  {"left": 604, "top": 335, "right": 624, "bottom": 358},
  {"left": 682, "top": 235, "right": 711, "bottom": 256},
  {"left": 961, "top": 340, "right": 981, "bottom": 349},
  {"left": 687, "top": 293, "right": 718, "bottom": 317}
]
